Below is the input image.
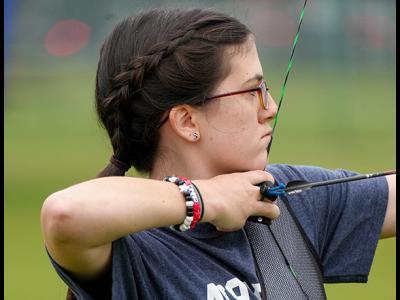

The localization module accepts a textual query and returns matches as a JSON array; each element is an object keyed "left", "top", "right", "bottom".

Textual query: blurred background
[{"left": 4, "top": 0, "right": 395, "bottom": 299}]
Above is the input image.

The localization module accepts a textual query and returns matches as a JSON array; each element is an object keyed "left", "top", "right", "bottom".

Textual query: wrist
[
  {"left": 192, "top": 180, "right": 219, "bottom": 224},
  {"left": 164, "top": 176, "right": 203, "bottom": 231}
]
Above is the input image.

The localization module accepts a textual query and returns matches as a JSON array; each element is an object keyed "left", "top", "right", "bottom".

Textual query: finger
[
  {"left": 252, "top": 201, "right": 280, "bottom": 220},
  {"left": 256, "top": 189, "right": 278, "bottom": 202},
  {"left": 248, "top": 178, "right": 276, "bottom": 202},
  {"left": 249, "top": 184, "right": 274, "bottom": 202},
  {"left": 243, "top": 170, "right": 275, "bottom": 185},
  {"left": 261, "top": 197, "right": 278, "bottom": 204}
]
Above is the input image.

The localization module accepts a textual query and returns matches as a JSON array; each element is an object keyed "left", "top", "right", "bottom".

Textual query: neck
[{"left": 149, "top": 145, "right": 219, "bottom": 181}]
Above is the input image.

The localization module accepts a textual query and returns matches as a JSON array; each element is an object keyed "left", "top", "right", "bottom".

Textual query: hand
[{"left": 193, "top": 170, "right": 280, "bottom": 232}]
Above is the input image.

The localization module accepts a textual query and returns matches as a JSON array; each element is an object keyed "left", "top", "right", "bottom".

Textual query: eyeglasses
[
  {"left": 157, "top": 80, "right": 270, "bottom": 128},
  {"left": 205, "top": 80, "right": 270, "bottom": 110}
]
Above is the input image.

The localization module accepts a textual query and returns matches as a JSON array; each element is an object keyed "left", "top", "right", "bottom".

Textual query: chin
[
  {"left": 244, "top": 159, "right": 268, "bottom": 172},
  {"left": 255, "top": 162, "right": 268, "bottom": 171},
  {"left": 254, "top": 152, "right": 269, "bottom": 170},
  {"left": 220, "top": 151, "right": 268, "bottom": 173}
]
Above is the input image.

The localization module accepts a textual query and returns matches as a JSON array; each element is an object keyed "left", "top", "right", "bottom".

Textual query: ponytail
[{"left": 97, "top": 155, "right": 131, "bottom": 177}]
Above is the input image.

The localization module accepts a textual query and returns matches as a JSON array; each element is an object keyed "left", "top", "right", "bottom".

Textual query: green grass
[{"left": 5, "top": 64, "right": 395, "bottom": 299}]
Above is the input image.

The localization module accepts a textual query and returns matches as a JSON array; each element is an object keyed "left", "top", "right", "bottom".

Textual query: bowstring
[{"left": 267, "top": 0, "right": 308, "bottom": 155}]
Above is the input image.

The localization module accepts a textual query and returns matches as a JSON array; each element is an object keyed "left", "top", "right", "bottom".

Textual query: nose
[{"left": 258, "top": 93, "right": 278, "bottom": 124}]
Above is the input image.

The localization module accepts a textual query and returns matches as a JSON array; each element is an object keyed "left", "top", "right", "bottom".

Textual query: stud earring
[{"left": 192, "top": 132, "right": 199, "bottom": 140}]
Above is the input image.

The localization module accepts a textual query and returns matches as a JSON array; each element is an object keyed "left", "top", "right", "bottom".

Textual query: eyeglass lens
[{"left": 260, "top": 81, "right": 268, "bottom": 110}]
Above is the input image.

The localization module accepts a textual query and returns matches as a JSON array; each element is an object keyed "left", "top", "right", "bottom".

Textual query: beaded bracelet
[
  {"left": 191, "top": 182, "right": 205, "bottom": 221},
  {"left": 163, "top": 176, "right": 204, "bottom": 231}
]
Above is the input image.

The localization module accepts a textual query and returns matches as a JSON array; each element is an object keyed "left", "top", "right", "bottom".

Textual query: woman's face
[{"left": 197, "top": 38, "right": 277, "bottom": 174}]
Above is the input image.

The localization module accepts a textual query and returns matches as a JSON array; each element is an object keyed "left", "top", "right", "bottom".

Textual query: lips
[{"left": 261, "top": 131, "right": 272, "bottom": 139}]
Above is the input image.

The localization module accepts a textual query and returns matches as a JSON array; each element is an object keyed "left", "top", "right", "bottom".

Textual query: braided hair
[{"left": 95, "top": 8, "right": 251, "bottom": 176}]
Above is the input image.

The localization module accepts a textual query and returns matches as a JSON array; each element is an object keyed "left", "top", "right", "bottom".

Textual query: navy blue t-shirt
[{"left": 49, "top": 164, "right": 389, "bottom": 299}]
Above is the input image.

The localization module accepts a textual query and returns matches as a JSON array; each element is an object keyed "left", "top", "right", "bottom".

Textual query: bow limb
[{"left": 267, "top": 0, "right": 308, "bottom": 156}]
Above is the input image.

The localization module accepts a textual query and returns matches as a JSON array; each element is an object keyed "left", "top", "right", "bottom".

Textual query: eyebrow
[{"left": 242, "top": 74, "right": 264, "bottom": 86}]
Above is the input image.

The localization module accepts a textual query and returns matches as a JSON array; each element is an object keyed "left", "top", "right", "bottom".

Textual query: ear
[{"left": 168, "top": 105, "right": 201, "bottom": 142}]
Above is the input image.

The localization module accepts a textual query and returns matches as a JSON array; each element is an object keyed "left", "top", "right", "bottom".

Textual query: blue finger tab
[
  {"left": 257, "top": 181, "right": 286, "bottom": 200},
  {"left": 265, "top": 182, "right": 286, "bottom": 197}
]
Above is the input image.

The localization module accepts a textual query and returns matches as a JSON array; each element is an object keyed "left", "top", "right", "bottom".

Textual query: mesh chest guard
[{"left": 245, "top": 197, "right": 327, "bottom": 300}]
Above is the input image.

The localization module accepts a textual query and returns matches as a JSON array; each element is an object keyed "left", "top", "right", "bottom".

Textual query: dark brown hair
[{"left": 95, "top": 8, "right": 251, "bottom": 176}]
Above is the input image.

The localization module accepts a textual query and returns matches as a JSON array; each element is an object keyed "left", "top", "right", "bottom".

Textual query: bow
[{"left": 258, "top": 0, "right": 396, "bottom": 213}]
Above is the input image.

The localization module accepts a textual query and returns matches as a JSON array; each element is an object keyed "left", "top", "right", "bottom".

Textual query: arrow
[
  {"left": 250, "top": 169, "right": 395, "bottom": 225},
  {"left": 260, "top": 169, "right": 396, "bottom": 198}
]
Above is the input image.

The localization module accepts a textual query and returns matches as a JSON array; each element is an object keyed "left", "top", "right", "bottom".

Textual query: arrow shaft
[{"left": 284, "top": 170, "right": 396, "bottom": 194}]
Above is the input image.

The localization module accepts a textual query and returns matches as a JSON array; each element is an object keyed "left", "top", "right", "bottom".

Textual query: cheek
[
  {"left": 205, "top": 116, "right": 259, "bottom": 159},
  {"left": 203, "top": 99, "right": 257, "bottom": 134},
  {"left": 206, "top": 130, "right": 267, "bottom": 172}
]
